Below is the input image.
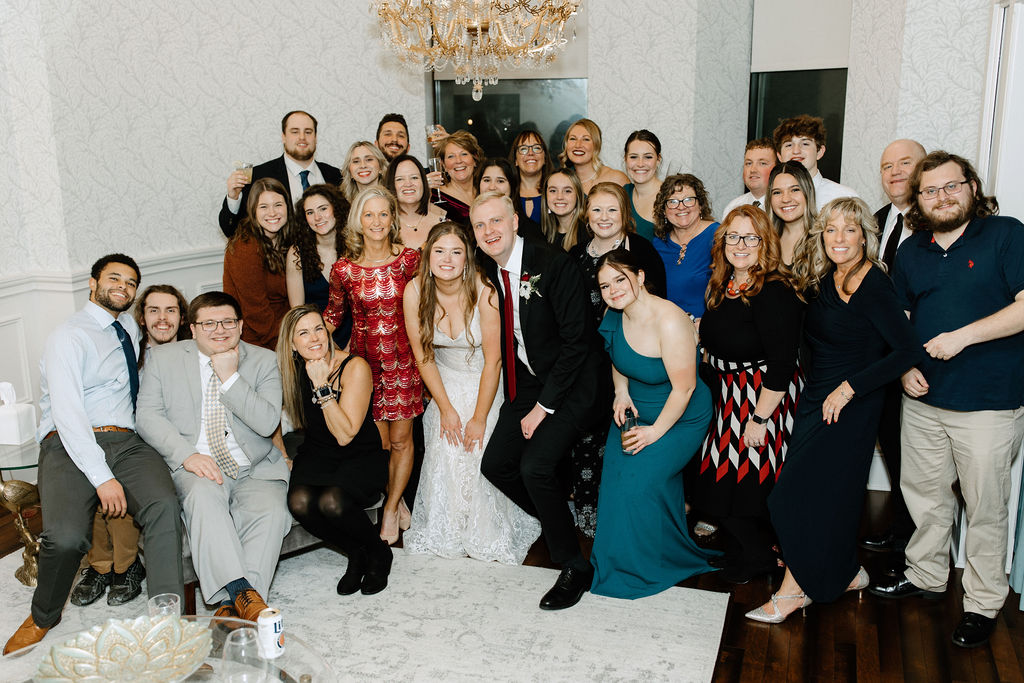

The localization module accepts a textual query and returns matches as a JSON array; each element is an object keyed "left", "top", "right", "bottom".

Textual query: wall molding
[{"left": 0, "top": 246, "right": 224, "bottom": 298}]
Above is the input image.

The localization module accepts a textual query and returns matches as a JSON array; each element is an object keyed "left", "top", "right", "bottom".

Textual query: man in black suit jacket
[
  {"left": 861, "top": 138, "right": 927, "bottom": 555},
  {"left": 218, "top": 111, "right": 342, "bottom": 238},
  {"left": 471, "top": 192, "right": 602, "bottom": 610}
]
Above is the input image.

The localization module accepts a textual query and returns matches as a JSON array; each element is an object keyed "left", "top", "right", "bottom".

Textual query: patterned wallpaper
[
  {"left": 0, "top": 0, "right": 426, "bottom": 277},
  {"left": 843, "top": 0, "right": 992, "bottom": 210},
  {"left": 587, "top": 0, "right": 753, "bottom": 218}
]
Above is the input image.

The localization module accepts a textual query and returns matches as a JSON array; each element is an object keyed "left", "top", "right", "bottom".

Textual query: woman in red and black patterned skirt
[
  {"left": 693, "top": 205, "right": 804, "bottom": 583},
  {"left": 324, "top": 187, "right": 423, "bottom": 547}
]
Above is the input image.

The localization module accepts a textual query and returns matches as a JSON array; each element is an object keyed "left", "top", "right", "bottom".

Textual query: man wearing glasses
[
  {"left": 869, "top": 151, "right": 1024, "bottom": 649},
  {"left": 136, "top": 291, "right": 290, "bottom": 622}
]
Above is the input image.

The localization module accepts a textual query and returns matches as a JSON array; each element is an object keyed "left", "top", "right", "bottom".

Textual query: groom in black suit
[{"left": 471, "top": 192, "right": 601, "bottom": 610}]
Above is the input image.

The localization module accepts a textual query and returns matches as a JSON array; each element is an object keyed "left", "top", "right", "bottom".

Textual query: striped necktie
[{"left": 204, "top": 365, "right": 239, "bottom": 478}]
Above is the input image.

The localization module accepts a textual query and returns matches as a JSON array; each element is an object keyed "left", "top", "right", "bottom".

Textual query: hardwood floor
[{"left": 2, "top": 491, "right": 1021, "bottom": 681}]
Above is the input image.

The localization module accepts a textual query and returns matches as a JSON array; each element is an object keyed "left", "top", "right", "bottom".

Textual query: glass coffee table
[
  {"left": 0, "top": 615, "right": 334, "bottom": 682},
  {"left": 0, "top": 441, "right": 38, "bottom": 482}
]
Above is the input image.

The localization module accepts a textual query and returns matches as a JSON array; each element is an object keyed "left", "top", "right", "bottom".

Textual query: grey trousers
[
  {"left": 33, "top": 432, "right": 184, "bottom": 627},
  {"left": 173, "top": 466, "right": 289, "bottom": 605}
]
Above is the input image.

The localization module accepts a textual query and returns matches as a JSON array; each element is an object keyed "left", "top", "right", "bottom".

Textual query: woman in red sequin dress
[{"left": 323, "top": 187, "right": 423, "bottom": 545}]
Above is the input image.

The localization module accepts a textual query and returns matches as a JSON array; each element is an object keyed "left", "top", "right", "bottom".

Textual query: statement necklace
[
  {"left": 727, "top": 274, "right": 751, "bottom": 297},
  {"left": 588, "top": 236, "right": 622, "bottom": 258}
]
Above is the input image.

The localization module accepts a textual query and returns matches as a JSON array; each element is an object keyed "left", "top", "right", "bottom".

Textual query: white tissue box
[{"left": 0, "top": 402, "right": 36, "bottom": 445}]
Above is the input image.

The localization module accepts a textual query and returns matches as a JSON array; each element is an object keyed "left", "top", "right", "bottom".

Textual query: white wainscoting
[{"left": 0, "top": 246, "right": 225, "bottom": 417}]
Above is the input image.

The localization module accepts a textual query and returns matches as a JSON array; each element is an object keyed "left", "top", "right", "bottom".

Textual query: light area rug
[{"left": 0, "top": 546, "right": 729, "bottom": 682}]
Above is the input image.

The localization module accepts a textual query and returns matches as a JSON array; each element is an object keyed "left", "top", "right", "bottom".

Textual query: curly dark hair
[
  {"left": 652, "top": 174, "right": 713, "bottom": 239},
  {"left": 292, "top": 184, "right": 349, "bottom": 282},
  {"left": 905, "top": 150, "right": 999, "bottom": 231}
]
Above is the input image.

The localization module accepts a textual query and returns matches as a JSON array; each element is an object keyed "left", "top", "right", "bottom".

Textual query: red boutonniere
[{"left": 968, "top": 259, "right": 974, "bottom": 269}]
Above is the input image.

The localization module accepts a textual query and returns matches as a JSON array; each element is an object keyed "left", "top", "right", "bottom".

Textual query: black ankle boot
[
  {"left": 360, "top": 543, "right": 394, "bottom": 595},
  {"left": 337, "top": 549, "right": 366, "bottom": 596}
]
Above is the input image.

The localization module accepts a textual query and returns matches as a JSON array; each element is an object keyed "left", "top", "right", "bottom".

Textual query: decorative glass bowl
[{"left": 34, "top": 615, "right": 211, "bottom": 682}]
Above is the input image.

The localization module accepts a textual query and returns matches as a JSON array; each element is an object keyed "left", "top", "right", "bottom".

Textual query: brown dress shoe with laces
[
  {"left": 4, "top": 614, "right": 57, "bottom": 655},
  {"left": 234, "top": 589, "right": 269, "bottom": 622}
]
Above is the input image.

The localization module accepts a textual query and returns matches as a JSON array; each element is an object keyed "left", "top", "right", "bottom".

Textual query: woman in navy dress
[
  {"left": 590, "top": 249, "right": 716, "bottom": 598},
  {"left": 285, "top": 184, "right": 351, "bottom": 347},
  {"left": 747, "top": 198, "right": 922, "bottom": 623}
]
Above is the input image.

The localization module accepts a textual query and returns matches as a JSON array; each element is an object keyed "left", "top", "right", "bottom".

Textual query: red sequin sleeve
[{"left": 322, "top": 260, "right": 348, "bottom": 328}]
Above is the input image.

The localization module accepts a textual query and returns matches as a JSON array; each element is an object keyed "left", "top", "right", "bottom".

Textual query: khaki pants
[
  {"left": 900, "top": 399, "right": 1024, "bottom": 618},
  {"left": 85, "top": 508, "right": 140, "bottom": 574}
]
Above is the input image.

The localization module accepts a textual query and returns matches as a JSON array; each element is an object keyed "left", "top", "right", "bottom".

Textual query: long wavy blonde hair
[{"left": 801, "top": 197, "right": 883, "bottom": 295}]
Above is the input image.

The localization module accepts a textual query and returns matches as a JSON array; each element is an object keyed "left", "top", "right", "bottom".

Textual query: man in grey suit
[{"left": 137, "top": 291, "right": 290, "bottom": 622}]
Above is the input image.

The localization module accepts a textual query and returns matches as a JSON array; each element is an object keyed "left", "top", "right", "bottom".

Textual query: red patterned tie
[{"left": 500, "top": 268, "right": 517, "bottom": 401}]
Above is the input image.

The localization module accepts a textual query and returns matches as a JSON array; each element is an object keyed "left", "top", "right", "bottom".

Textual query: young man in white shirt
[{"left": 772, "top": 114, "right": 858, "bottom": 210}]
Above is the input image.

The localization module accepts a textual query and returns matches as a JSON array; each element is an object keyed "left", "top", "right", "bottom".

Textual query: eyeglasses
[
  {"left": 666, "top": 197, "right": 697, "bottom": 208},
  {"left": 723, "top": 234, "right": 762, "bottom": 247},
  {"left": 195, "top": 319, "right": 239, "bottom": 331},
  {"left": 517, "top": 144, "right": 543, "bottom": 155},
  {"left": 919, "top": 180, "right": 969, "bottom": 199}
]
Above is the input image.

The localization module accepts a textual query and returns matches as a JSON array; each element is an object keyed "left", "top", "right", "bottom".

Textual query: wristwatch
[
  {"left": 312, "top": 384, "right": 336, "bottom": 406},
  {"left": 750, "top": 414, "right": 768, "bottom": 425}
]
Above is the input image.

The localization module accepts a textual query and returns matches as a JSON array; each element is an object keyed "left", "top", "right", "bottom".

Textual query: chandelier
[{"left": 373, "top": 1, "right": 582, "bottom": 100}]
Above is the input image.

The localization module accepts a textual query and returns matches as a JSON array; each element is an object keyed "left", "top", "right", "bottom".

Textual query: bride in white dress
[{"left": 402, "top": 222, "right": 541, "bottom": 563}]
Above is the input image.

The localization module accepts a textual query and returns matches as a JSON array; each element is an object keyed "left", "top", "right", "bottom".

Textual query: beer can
[{"left": 257, "top": 607, "right": 284, "bottom": 659}]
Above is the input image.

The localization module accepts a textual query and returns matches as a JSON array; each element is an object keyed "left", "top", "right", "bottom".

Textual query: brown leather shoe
[
  {"left": 4, "top": 614, "right": 57, "bottom": 655},
  {"left": 234, "top": 589, "right": 269, "bottom": 622},
  {"left": 213, "top": 603, "right": 238, "bottom": 619}
]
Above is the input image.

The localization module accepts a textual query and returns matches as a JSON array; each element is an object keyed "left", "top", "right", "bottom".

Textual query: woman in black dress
[
  {"left": 564, "top": 182, "right": 665, "bottom": 535},
  {"left": 695, "top": 205, "right": 804, "bottom": 583},
  {"left": 747, "top": 197, "right": 922, "bottom": 623},
  {"left": 277, "top": 304, "right": 392, "bottom": 596}
]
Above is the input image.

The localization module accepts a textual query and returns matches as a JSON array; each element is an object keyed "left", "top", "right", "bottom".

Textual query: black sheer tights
[{"left": 288, "top": 484, "right": 380, "bottom": 553}]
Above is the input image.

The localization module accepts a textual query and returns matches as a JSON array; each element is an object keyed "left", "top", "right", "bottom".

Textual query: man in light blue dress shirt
[{"left": 4, "top": 254, "right": 183, "bottom": 655}]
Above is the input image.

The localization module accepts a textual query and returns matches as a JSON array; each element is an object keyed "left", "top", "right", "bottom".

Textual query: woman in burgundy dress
[{"left": 323, "top": 187, "right": 423, "bottom": 545}]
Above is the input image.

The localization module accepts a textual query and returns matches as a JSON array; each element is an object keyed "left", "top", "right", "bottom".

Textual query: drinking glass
[
  {"left": 233, "top": 161, "right": 254, "bottom": 184},
  {"left": 221, "top": 627, "right": 271, "bottom": 683},
  {"left": 147, "top": 593, "right": 181, "bottom": 619},
  {"left": 620, "top": 409, "right": 639, "bottom": 455},
  {"left": 428, "top": 157, "right": 444, "bottom": 202}
]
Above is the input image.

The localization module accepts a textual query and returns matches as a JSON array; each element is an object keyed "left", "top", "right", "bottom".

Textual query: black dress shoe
[
  {"left": 859, "top": 530, "right": 908, "bottom": 553},
  {"left": 108, "top": 557, "right": 146, "bottom": 606},
  {"left": 868, "top": 576, "right": 944, "bottom": 600},
  {"left": 337, "top": 550, "right": 365, "bottom": 596},
  {"left": 361, "top": 544, "right": 393, "bottom": 596},
  {"left": 952, "top": 612, "right": 996, "bottom": 648},
  {"left": 70, "top": 567, "right": 112, "bottom": 607},
  {"left": 539, "top": 565, "right": 594, "bottom": 611}
]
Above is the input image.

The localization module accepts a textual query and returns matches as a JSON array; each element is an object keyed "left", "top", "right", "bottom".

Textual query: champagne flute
[
  {"left": 428, "top": 157, "right": 444, "bottom": 202},
  {"left": 221, "top": 627, "right": 271, "bottom": 683}
]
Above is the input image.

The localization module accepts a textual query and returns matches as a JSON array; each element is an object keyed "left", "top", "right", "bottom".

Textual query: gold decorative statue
[{"left": 1, "top": 479, "right": 40, "bottom": 586}]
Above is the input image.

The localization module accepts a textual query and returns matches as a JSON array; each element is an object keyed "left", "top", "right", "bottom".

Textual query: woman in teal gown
[{"left": 590, "top": 248, "right": 717, "bottom": 599}]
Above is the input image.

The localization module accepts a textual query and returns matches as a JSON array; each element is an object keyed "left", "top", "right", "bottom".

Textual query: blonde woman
[
  {"left": 558, "top": 119, "right": 628, "bottom": 194},
  {"left": 340, "top": 140, "right": 386, "bottom": 202},
  {"left": 323, "top": 187, "right": 423, "bottom": 545}
]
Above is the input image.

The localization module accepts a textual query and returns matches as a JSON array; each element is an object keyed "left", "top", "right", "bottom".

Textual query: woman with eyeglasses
[
  {"left": 223, "top": 177, "right": 296, "bottom": 350},
  {"left": 509, "top": 129, "right": 552, "bottom": 224},
  {"left": 565, "top": 182, "right": 665, "bottom": 536},
  {"left": 747, "top": 197, "right": 921, "bottom": 623},
  {"left": 692, "top": 205, "right": 804, "bottom": 585},
  {"left": 622, "top": 130, "right": 663, "bottom": 241},
  {"left": 651, "top": 174, "right": 718, "bottom": 324}
]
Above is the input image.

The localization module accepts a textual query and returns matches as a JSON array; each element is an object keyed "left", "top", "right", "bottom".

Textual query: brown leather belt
[{"left": 44, "top": 425, "right": 134, "bottom": 441}]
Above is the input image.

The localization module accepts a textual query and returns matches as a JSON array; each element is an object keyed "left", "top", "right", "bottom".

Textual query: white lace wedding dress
[{"left": 403, "top": 305, "right": 541, "bottom": 564}]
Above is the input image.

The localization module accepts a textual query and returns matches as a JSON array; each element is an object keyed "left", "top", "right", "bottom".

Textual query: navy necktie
[
  {"left": 111, "top": 320, "right": 139, "bottom": 411},
  {"left": 299, "top": 170, "right": 311, "bottom": 190}
]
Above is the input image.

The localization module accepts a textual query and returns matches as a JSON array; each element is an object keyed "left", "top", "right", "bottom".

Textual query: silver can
[{"left": 257, "top": 607, "right": 284, "bottom": 659}]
